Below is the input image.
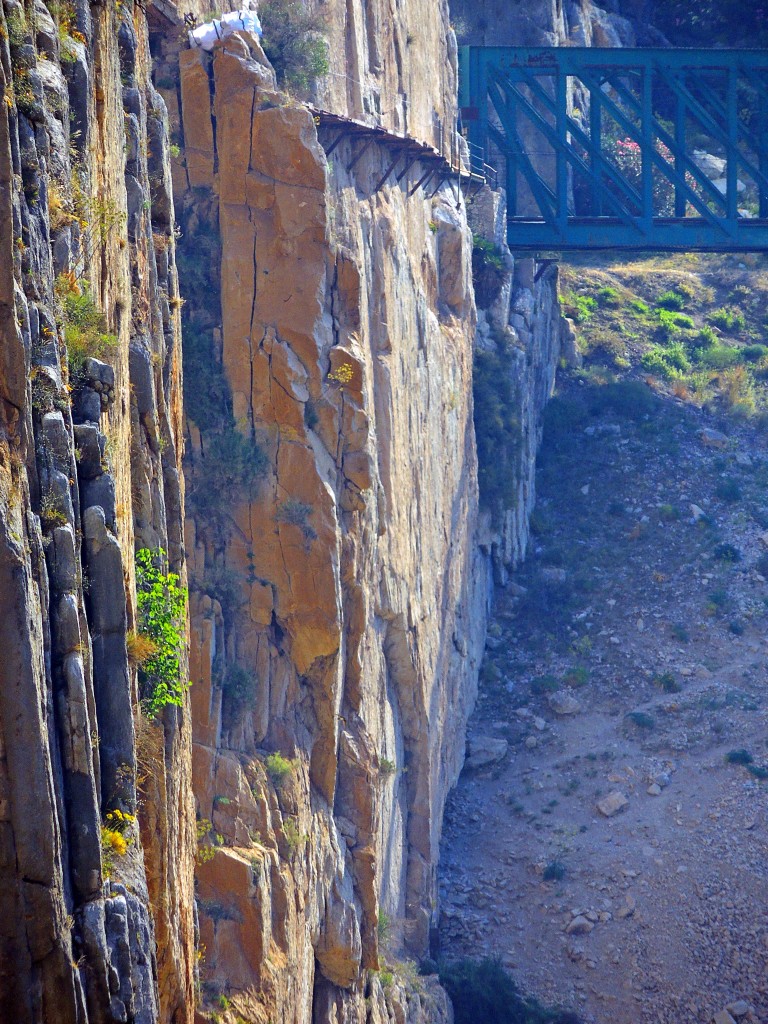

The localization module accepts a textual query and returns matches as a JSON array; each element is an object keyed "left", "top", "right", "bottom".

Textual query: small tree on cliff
[{"left": 259, "top": 0, "right": 329, "bottom": 93}]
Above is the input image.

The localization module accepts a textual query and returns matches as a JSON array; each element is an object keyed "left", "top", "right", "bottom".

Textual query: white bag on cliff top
[
  {"left": 189, "top": 9, "right": 262, "bottom": 51},
  {"left": 220, "top": 10, "right": 262, "bottom": 34}
]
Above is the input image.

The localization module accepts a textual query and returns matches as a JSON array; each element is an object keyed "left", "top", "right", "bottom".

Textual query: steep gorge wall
[
  {"left": 0, "top": 0, "right": 195, "bottom": 1019},
  {"left": 0, "top": 0, "right": 587, "bottom": 1018},
  {"left": 163, "top": 9, "right": 488, "bottom": 1021}
]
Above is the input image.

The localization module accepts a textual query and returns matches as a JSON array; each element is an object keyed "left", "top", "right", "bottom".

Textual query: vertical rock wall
[
  {"left": 0, "top": 0, "right": 195, "bottom": 1019},
  {"left": 469, "top": 189, "right": 563, "bottom": 577},
  {"left": 170, "top": 14, "right": 486, "bottom": 1022}
]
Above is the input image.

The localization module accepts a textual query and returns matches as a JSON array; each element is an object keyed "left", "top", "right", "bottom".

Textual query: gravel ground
[{"left": 439, "top": 377, "right": 768, "bottom": 1024}]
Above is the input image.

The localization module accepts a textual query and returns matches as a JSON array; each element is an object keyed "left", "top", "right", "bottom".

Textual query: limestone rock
[
  {"left": 566, "top": 915, "right": 594, "bottom": 935},
  {"left": 699, "top": 427, "right": 730, "bottom": 449},
  {"left": 315, "top": 887, "right": 363, "bottom": 988},
  {"left": 597, "top": 791, "right": 629, "bottom": 817},
  {"left": 465, "top": 737, "right": 509, "bottom": 770},
  {"left": 726, "top": 1002, "right": 751, "bottom": 1018},
  {"left": 548, "top": 690, "right": 581, "bottom": 715}
]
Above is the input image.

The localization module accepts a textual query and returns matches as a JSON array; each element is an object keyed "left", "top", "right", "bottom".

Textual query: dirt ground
[{"left": 438, "top": 375, "right": 768, "bottom": 1024}]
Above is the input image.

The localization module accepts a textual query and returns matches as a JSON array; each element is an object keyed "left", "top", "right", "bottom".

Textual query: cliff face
[
  {"left": 0, "top": 0, "right": 571, "bottom": 1018},
  {"left": 468, "top": 190, "right": 562, "bottom": 577},
  {"left": 166, "top": 8, "right": 486, "bottom": 1020},
  {"left": 0, "top": 0, "right": 194, "bottom": 1019}
]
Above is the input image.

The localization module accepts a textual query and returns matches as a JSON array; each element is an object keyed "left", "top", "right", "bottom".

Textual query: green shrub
[
  {"left": 543, "top": 860, "right": 566, "bottom": 881},
  {"left": 665, "top": 341, "right": 691, "bottom": 373},
  {"left": 194, "top": 564, "right": 245, "bottom": 617},
  {"left": 40, "top": 489, "right": 68, "bottom": 528},
  {"left": 221, "top": 662, "right": 255, "bottom": 726},
  {"left": 625, "top": 711, "right": 655, "bottom": 730},
  {"left": 692, "top": 325, "right": 718, "bottom": 349},
  {"left": 656, "top": 289, "right": 687, "bottom": 310},
  {"left": 641, "top": 347, "right": 677, "bottom": 378},
  {"left": 205, "top": 431, "right": 266, "bottom": 501},
  {"left": 747, "top": 763, "right": 768, "bottom": 780},
  {"left": 6, "top": 10, "right": 28, "bottom": 47},
  {"left": 304, "top": 399, "right": 319, "bottom": 430},
  {"left": 658, "top": 308, "right": 694, "bottom": 328},
  {"left": 276, "top": 499, "right": 317, "bottom": 540},
  {"left": 135, "top": 549, "right": 188, "bottom": 718},
  {"left": 377, "top": 910, "right": 391, "bottom": 947},
  {"left": 652, "top": 671, "right": 681, "bottom": 693},
  {"left": 561, "top": 291, "right": 597, "bottom": 323},
  {"left": 281, "top": 815, "right": 307, "bottom": 853},
  {"left": 439, "top": 958, "right": 581, "bottom": 1024},
  {"left": 259, "top": 0, "right": 329, "bottom": 92},
  {"left": 179, "top": 218, "right": 268, "bottom": 535},
  {"left": 714, "top": 541, "right": 741, "bottom": 561},
  {"left": 563, "top": 666, "right": 589, "bottom": 688},
  {"left": 530, "top": 674, "right": 560, "bottom": 695},
  {"left": 670, "top": 623, "right": 690, "bottom": 642},
  {"left": 55, "top": 275, "right": 118, "bottom": 370},
  {"left": 708, "top": 307, "right": 745, "bottom": 333},
  {"left": 542, "top": 396, "right": 588, "bottom": 440},
  {"left": 629, "top": 298, "right": 650, "bottom": 314},
  {"left": 708, "top": 588, "right": 730, "bottom": 610},
  {"left": 715, "top": 478, "right": 741, "bottom": 502},
  {"left": 472, "top": 235, "right": 505, "bottom": 272},
  {"left": 741, "top": 344, "right": 768, "bottom": 363},
  {"left": 696, "top": 344, "right": 740, "bottom": 368},
  {"left": 180, "top": 322, "right": 230, "bottom": 431},
  {"left": 596, "top": 286, "right": 621, "bottom": 307},
  {"left": 585, "top": 380, "right": 658, "bottom": 419},
  {"left": 265, "top": 752, "right": 294, "bottom": 786},
  {"left": 726, "top": 749, "right": 753, "bottom": 765}
]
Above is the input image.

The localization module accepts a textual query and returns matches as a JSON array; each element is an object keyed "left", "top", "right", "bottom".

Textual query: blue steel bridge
[{"left": 458, "top": 46, "right": 768, "bottom": 252}]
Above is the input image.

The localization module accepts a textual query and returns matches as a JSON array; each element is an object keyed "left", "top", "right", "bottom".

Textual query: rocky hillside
[{"left": 440, "top": 254, "right": 768, "bottom": 1024}]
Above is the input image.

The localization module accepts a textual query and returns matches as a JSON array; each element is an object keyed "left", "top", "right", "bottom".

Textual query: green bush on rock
[
  {"left": 259, "top": 0, "right": 329, "bottom": 92},
  {"left": 135, "top": 548, "right": 188, "bottom": 718}
]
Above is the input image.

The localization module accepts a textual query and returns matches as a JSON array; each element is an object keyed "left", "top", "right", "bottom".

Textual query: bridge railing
[{"left": 459, "top": 46, "right": 768, "bottom": 251}]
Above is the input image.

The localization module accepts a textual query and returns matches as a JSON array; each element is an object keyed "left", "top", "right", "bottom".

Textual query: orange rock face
[{"left": 178, "top": 22, "right": 485, "bottom": 1024}]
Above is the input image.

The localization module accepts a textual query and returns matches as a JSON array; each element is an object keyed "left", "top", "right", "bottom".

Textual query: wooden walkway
[{"left": 310, "top": 107, "right": 487, "bottom": 200}]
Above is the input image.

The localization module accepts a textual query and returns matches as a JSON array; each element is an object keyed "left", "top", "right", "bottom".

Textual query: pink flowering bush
[{"left": 606, "top": 135, "right": 706, "bottom": 218}]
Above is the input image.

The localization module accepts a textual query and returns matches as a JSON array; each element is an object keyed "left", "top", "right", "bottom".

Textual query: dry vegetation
[{"left": 561, "top": 252, "right": 768, "bottom": 422}]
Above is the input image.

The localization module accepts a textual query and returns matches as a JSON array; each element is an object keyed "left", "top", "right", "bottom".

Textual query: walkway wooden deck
[{"left": 310, "top": 107, "right": 487, "bottom": 201}]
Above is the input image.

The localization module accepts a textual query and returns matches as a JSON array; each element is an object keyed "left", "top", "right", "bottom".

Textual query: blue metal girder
[{"left": 459, "top": 47, "right": 768, "bottom": 252}]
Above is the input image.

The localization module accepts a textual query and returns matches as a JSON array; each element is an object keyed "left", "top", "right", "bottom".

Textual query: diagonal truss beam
[
  {"left": 591, "top": 70, "right": 727, "bottom": 212},
  {"left": 575, "top": 69, "right": 731, "bottom": 232},
  {"left": 508, "top": 67, "right": 644, "bottom": 223},
  {"left": 459, "top": 46, "right": 768, "bottom": 251}
]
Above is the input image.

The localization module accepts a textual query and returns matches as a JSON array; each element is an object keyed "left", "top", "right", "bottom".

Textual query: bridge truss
[{"left": 459, "top": 47, "right": 768, "bottom": 251}]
